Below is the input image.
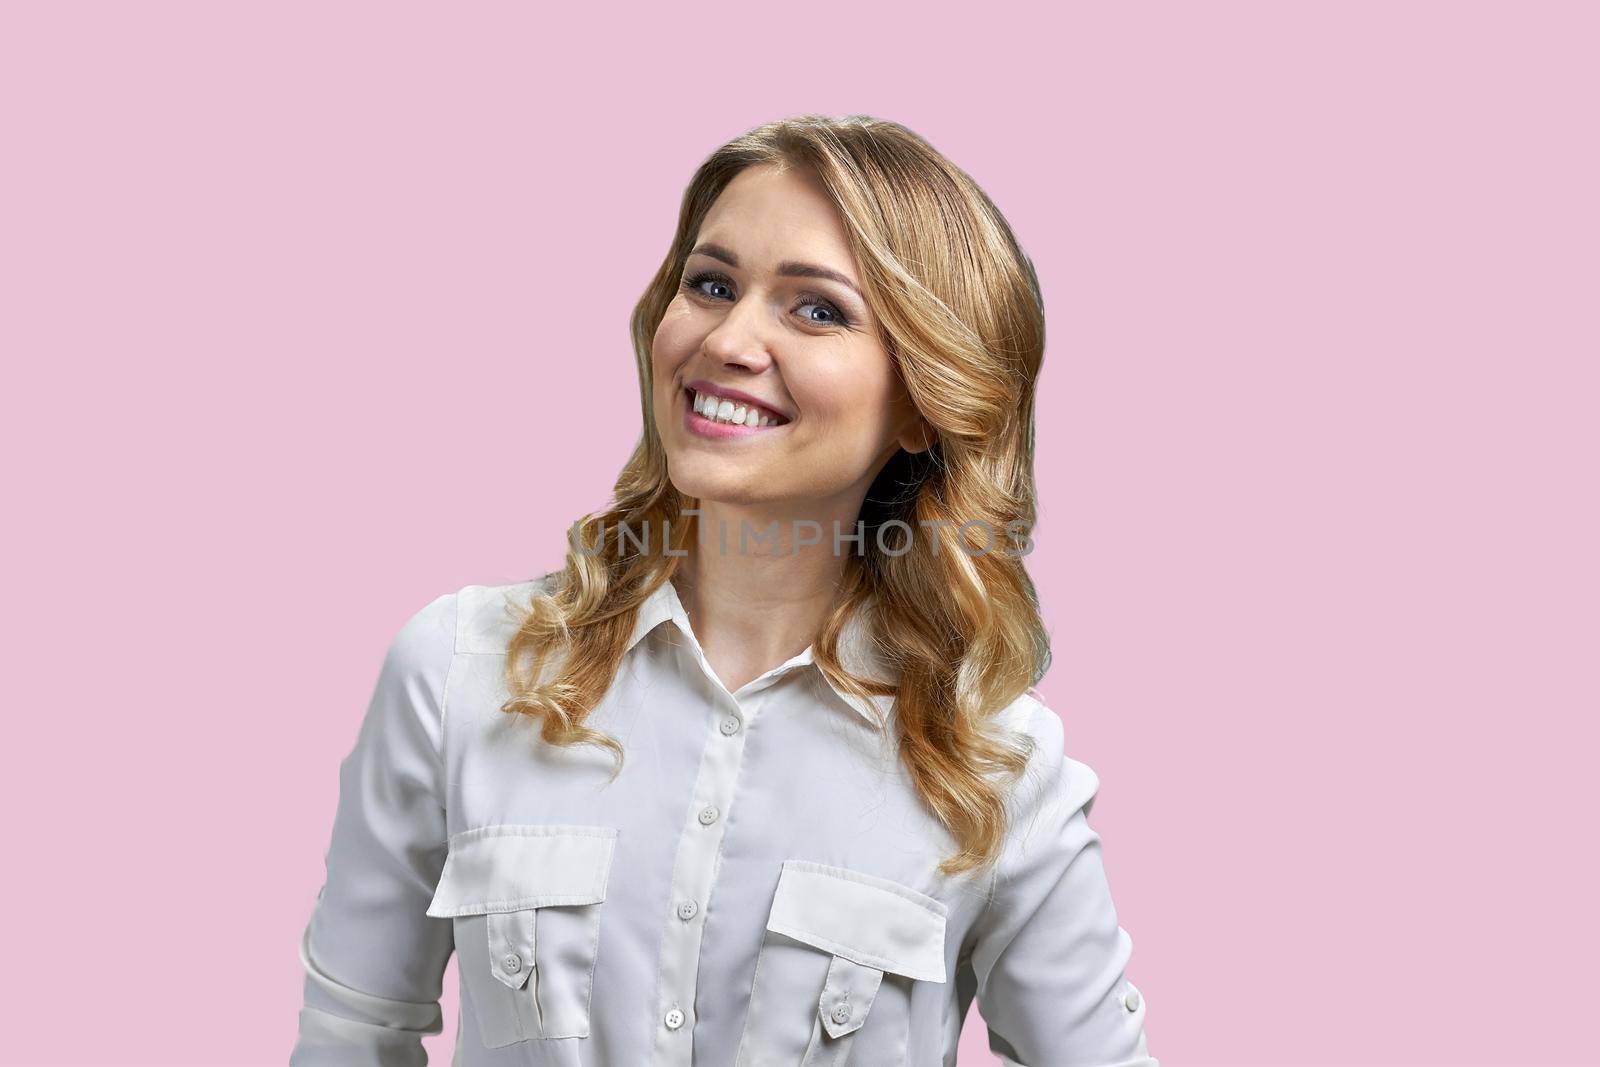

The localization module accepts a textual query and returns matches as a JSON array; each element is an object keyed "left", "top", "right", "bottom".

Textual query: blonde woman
[{"left": 293, "top": 115, "right": 1159, "bottom": 1067}]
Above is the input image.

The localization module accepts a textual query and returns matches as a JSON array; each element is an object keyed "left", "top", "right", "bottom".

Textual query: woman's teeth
[{"left": 693, "top": 390, "right": 780, "bottom": 427}]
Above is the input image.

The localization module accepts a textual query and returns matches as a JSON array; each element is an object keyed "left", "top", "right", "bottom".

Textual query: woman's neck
[{"left": 672, "top": 500, "right": 853, "bottom": 693}]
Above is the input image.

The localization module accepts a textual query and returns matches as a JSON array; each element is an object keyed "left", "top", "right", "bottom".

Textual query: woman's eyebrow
[{"left": 687, "top": 242, "right": 862, "bottom": 299}]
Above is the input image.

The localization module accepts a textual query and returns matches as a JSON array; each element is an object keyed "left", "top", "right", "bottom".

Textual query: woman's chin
[{"left": 670, "top": 474, "right": 775, "bottom": 509}]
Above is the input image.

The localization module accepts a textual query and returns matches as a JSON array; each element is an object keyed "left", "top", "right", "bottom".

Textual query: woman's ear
[{"left": 899, "top": 417, "right": 937, "bottom": 455}]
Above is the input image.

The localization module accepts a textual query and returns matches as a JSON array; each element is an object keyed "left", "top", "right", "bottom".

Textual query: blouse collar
[{"left": 623, "top": 574, "right": 896, "bottom": 727}]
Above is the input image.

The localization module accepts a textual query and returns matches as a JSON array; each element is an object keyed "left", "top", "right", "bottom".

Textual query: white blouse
[{"left": 291, "top": 576, "right": 1158, "bottom": 1066}]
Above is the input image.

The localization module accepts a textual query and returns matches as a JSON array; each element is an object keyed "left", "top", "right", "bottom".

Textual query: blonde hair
[{"left": 503, "top": 114, "right": 1050, "bottom": 879}]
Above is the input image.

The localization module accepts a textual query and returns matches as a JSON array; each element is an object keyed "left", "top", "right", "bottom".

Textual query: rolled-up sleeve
[
  {"left": 291, "top": 592, "right": 459, "bottom": 1067},
  {"left": 966, "top": 702, "right": 1158, "bottom": 1067}
]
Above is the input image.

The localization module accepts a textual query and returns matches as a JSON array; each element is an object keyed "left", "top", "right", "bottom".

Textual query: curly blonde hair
[{"left": 502, "top": 114, "right": 1050, "bottom": 878}]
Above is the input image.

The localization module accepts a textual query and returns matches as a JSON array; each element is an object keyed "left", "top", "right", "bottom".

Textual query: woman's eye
[
  {"left": 796, "top": 300, "right": 845, "bottom": 326},
  {"left": 684, "top": 273, "right": 734, "bottom": 300},
  {"left": 681, "top": 271, "right": 851, "bottom": 330},
  {"left": 682, "top": 272, "right": 738, "bottom": 302}
]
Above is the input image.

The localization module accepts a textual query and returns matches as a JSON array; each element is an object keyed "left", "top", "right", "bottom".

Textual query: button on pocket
[
  {"left": 426, "top": 824, "right": 618, "bottom": 1049},
  {"left": 734, "top": 860, "right": 948, "bottom": 1066}
]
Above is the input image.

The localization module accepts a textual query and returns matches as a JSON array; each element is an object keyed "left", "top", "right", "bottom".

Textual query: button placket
[{"left": 647, "top": 687, "right": 766, "bottom": 1065}]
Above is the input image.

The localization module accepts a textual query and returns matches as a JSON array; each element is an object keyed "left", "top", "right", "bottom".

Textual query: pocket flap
[
  {"left": 486, "top": 910, "right": 534, "bottom": 990},
  {"left": 764, "top": 860, "right": 948, "bottom": 983},
  {"left": 818, "top": 954, "right": 884, "bottom": 1038},
  {"left": 426, "top": 824, "right": 618, "bottom": 918}
]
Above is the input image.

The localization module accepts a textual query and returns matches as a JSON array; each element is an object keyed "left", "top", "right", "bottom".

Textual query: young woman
[{"left": 292, "top": 115, "right": 1158, "bottom": 1067}]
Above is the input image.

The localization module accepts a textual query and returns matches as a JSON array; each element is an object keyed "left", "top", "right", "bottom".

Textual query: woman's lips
[
  {"left": 683, "top": 386, "right": 789, "bottom": 439},
  {"left": 684, "top": 378, "right": 791, "bottom": 422}
]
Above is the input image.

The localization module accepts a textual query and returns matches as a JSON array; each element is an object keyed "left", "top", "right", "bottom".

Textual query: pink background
[{"left": 2, "top": 3, "right": 1595, "bottom": 1065}]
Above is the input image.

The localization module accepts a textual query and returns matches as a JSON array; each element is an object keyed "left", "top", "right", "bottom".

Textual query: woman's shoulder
[
  {"left": 989, "top": 686, "right": 1065, "bottom": 760},
  {"left": 989, "top": 687, "right": 1102, "bottom": 822},
  {"left": 448, "top": 572, "right": 560, "bottom": 655}
]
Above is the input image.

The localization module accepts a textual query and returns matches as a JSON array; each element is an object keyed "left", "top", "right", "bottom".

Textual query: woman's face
[{"left": 651, "top": 164, "right": 931, "bottom": 514}]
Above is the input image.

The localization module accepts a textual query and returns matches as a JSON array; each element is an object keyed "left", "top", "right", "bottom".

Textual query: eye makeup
[{"left": 680, "top": 270, "right": 856, "bottom": 330}]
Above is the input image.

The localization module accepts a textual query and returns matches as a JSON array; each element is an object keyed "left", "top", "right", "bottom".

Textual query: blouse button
[
  {"left": 831, "top": 1004, "right": 851, "bottom": 1025},
  {"left": 1123, "top": 987, "right": 1142, "bottom": 1012},
  {"left": 664, "top": 1007, "right": 685, "bottom": 1030},
  {"left": 698, "top": 805, "right": 720, "bottom": 825},
  {"left": 501, "top": 953, "right": 522, "bottom": 974},
  {"left": 677, "top": 900, "right": 698, "bottom": 920},
  {"left": 720, "top": 715, "right": 741, "bottom": 735}
]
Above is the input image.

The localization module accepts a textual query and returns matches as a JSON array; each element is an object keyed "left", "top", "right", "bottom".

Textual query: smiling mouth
[{"left": 684, "top": 386, "right": 791, "bottom": 428}]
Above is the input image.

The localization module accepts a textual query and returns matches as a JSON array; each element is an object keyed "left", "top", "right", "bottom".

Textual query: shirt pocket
[
  {"left": 734, "top": 859, "right": 948, "bottom": 1067},
  {"left": 425, "top": 823, "right": 618, "bottom": 1049}
]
